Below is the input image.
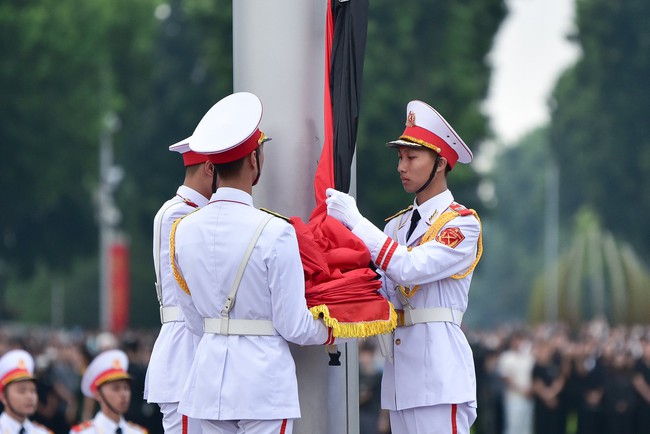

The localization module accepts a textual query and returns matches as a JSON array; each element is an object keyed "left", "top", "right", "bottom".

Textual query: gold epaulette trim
[
  {"left": 169, "top": 212, "right": 198, "bottom": 296},
  {"left": 399, "top": 207, "right": 483, "bottom": 299},
  {"left": 309, "top": 302, "right": 398, "bottom": 338},
  {"left": 385, "top": 205, "right": 413, "bottom": 222},
  {"left": 260, "top": 207, "right": 291, "bottom": 222}
]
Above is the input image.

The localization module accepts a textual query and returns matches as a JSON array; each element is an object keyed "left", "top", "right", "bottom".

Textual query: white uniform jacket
[
  {"left": 351, "top": 189, "right": 479, "bottom": 411},
  {"left": 0, "top": 412, "right": 52, "bottom": 434},
  {"left": 144, "top": 185, "right": 208, "bottom": 404},
  {"left": 70, "top": 412, "right": 147, "bottom": 434},
  {"left": 173, "top": 187, "right": 330, "bottom": 420}
]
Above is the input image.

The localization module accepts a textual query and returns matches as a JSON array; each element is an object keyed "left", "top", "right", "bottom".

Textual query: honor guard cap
[
  {"left": 169, "top": 137, "right": 211, "bottom": 167},
  {"left": 387, "top": 100, "right": 472, "bottom": 169},
  {"left": 81, "top": 349, "right": 130, "bottom": 397},
  {"left": 189, "top": 92, "right": 271, "bottom": 164},
  {"left": 0, "top": 349, "right": 35, "bottom": 393}
]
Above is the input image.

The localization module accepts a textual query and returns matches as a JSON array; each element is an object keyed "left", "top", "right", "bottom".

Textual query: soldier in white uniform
[
  {"left": 144, "top": 138, "right": 214, "bottom": 434},
  {"left": 326, "top": 100, "right": 482, "bottom": 434},
  {"left": 0, "top": 349, "right": 52, "bottom": 434},
  {"left": 170, "top": 92, "right": 341, "bottom": 434},
  {"left": 71, "top": 350, "right": 147, "bottom": 434}
]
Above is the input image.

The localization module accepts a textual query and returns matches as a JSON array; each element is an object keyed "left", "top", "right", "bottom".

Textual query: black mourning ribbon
[{"left": 406, "top": 209, "right": 421, "bottom": 240}]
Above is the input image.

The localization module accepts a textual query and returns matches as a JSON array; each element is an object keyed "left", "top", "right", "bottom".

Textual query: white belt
[
  {"left": 397, "top": 307, "right": 464, "bottom": 327},
  {"left": 160, "top": 306, "right": 182, "bottom": 324},
  {"left": 203, "top": 317, "right": 278, "bottom": 336}
]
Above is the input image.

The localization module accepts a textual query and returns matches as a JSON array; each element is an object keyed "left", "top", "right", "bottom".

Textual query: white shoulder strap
[
  {"left": 220, "top": 214, "right": 274, "bottom": 322},
  {"left": 153, "top": 201, "right": 184, "bottom": 305}
]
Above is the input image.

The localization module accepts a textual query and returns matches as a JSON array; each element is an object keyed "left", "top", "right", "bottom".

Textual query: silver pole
[
  {"left": 98, "top": 123, "right": 112, "bottom": 330},
  {"left": 233, "top": 1, "right": 359, "bottom": 432},
  {"left": 97, "top": 110, "right": 122, "bottom": 331}
]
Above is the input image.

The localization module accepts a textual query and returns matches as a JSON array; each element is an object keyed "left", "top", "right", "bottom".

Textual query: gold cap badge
[{"left": 405, "top": 111, "right": 416, "bottom": 127}]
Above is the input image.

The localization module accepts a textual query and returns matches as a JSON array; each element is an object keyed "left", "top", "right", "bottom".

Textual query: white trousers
[
  {"left": 201, "top": 419, "right": 293, "bottom": 434},
  {"left": 159, "top": 402, "right": 202, "bottom": 434},
  {"left": 389, "top": 403, "right": 476, "bottom": 434}
]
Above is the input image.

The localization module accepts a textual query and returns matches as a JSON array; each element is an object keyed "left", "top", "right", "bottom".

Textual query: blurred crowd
[
  {"left": 0, "top": 327, "right": 162, "bottom": 434},
  {"left": 358, "top": 319, "right": 650, "bottom": 434},
  {"left": 469, "top": 319, "right": 650, "bottom": 434},
  {"left": 3, "top": 319, "right": 650, "bottom": 434}
]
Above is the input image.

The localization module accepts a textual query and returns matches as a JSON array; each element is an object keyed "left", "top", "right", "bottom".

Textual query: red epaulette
[
  {"left": 71, "top": 420, "right": 93, "bottom": 432},
  {"left": 127, "top": 421, "right": 149, "bottom": 433},
  {"left": 449, "top": 202, "right": 473, "bottom": 216}
]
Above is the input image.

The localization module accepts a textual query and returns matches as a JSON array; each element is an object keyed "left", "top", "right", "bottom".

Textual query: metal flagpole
[{"left": 233, "top": 1, "right": 359, "bottom": 432}]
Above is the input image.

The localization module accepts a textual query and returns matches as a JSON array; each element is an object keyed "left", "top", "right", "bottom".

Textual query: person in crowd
[
  {"left": 70, "top": 349, "right": 147, "bottom": 434},
  {"left": 0, "top": 349, "right": 53, "bottom": 434},
  {"left": 498, "top": 330, "right": 533, "bottom": 434},
  {"left": 633, "top": 338, "right": 650, "bottom": 432},
  {"left": 531, "top": 339, "right": 565, "bottom": 434},
  {"left": 359, "top": 341, "right": 385, "bottom": 434},
  {"left": 602, "top": 346, "right": 637, "bottom": 434}
]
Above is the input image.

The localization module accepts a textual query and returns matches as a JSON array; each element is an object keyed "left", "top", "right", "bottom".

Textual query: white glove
[{"left": 325, "top": 188, "right": 363, "bottom": 229}]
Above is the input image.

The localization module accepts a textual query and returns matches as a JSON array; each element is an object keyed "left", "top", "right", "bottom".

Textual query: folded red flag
[{"left": 292, "top": 203, "right": 396, "bottom": 338}]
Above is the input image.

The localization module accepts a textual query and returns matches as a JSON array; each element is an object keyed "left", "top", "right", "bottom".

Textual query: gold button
[{"left": 395, "top": 338, "right": 401, "bottom": 345}]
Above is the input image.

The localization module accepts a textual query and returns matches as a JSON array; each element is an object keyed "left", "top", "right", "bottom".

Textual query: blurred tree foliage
[
  {"left": 469, "top": 128, "right": 551, "bottom": 326},
  {"left": 548, "top": 0, "right": 650, "bottom": 260},
  {"left": 0, "top": 0, "right": 505, "bottom": 327},
  {"left": 528, "top": 208, "right": 650, "bottom": 326}
]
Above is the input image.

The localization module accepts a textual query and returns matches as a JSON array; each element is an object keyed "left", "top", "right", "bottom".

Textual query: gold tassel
[
  {"left": 309, "top": 303, "right": 398, "bottom": 338},
  {"left": 169, "top": 216, "right": 191, "bottom": 295}
]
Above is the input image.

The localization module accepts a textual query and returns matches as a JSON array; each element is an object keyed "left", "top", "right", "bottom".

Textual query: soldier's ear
[{"left": 204, "top": 161, "right": 215, "bottom": 176}]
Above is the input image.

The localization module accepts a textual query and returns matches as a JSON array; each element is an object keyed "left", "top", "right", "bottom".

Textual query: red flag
[
  {"left": 109, "top": 238, "right": 130, "bottom": 334},
  {"left": 293, "top": 0, "right": 395, "bottom": 338}
]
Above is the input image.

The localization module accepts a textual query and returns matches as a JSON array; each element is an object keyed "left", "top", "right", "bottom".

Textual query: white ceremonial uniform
[
  {"left": 0, "top": 412, "right": 52, "bottom": 434},
  {"left": 70, "top": 412, "right": 147, "bottom": 434},
  {"left": 351, "top": 189, "right": 479, "bottom": 429},
  {"left": 173, "top": 187, "right": 331, "bottom": 421},
  {"left": 144, "top": 185, "right": 207, "bottom": 433},
  {"left": 145, "top": 185, "right": 207, "bottom": 401}
]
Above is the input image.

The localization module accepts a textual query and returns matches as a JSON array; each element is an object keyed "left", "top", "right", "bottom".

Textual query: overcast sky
[{"left": 483, "top": 0, "right": 581, "bottom": 145}]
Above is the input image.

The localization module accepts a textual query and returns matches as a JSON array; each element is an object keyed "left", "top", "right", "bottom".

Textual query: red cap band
[
  {"left": 208, "top": 129, "right": 262, "bottom": 164},
  {"left": 0, "top": 368, "right": 33, "bottom": 392},
  {"left": 90, "top": 368, "right": 130, "bottom": 394},
  {"left": 400, "top": 125, "right": 459, "bottom": 168},
  {"left": 182, "top": 151, "right": 210, "bottom": 167}
]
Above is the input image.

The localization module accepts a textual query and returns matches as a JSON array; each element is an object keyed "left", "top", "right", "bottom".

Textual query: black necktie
[
  {"left": 115, "top": 428, "right": 122, "bottom": 434},
  {"left": 406, "top": 209, "right": 421, "bottom": 240},
  {"left": 18, "top": 427, "right": 26, "bottom": 434}
]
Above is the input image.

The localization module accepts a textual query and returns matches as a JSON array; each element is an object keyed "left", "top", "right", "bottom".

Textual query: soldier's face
[
  {"left": 98, "top": 379, "right": 131, "bottom": 415},
  {"left": 397, "top": 147, "right": 437, "bottom": 193},
  {"left": 1, "top": 381, "right": 38, "bottom": 418}
]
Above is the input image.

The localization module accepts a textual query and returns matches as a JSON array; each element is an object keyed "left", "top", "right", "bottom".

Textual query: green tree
[
  {"left": 548, "top": 0, "right": 650, "bottom": 260},
  {"left": 113, "top": 0, "right": 233, "bottom": 327},
  {"left": 469, "top": 128, "right": 552, "bottom": 325},
  {"left": 529, "top": 208, "right": 650, "bottom": 326}
]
